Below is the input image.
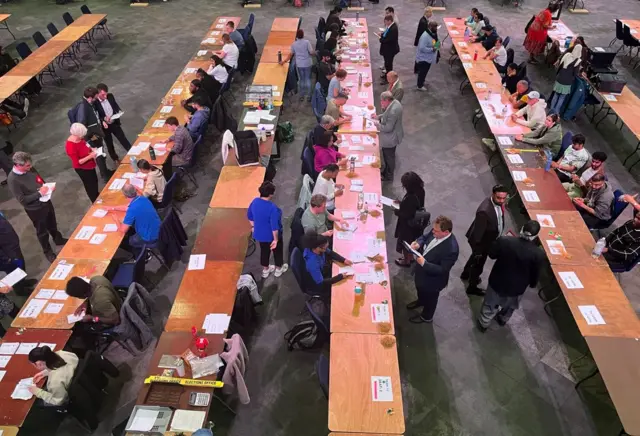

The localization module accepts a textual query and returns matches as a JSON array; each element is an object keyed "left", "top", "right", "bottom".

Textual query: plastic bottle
[
  {"left": 349, "top": 158, "right": 355, "bottom": 174},
  {"left": 260, "top": 127, "right": 266, "bottom": 142},
  {"left": 473, "top": 50, "right": 478, "bottom": 61},
  {"left": 485, "top": 89, "right": 492, "bottom": 101},
  {"left": 352, "top": 285, "right": 363, "bottom": 316},
  {"left": 356, "top": 11, "right": 359, "bottom": 21},
  {"left": 592, "top": 237, "right": 606, "bottom": 258},
  {"left": 543, "top": 149, "right": 553, "bottom": 172},
  {"left": 149, "top": 146, "right": 156, "bottom": 161},
  {"left": 358, "top": 73, "right": 363, "bottom": 89},
  {"left": 277, "top": 50, "right": 282, "bottom": 63},
  {"left": 357, "top": 192, "right": 364, "bottom": 211},
  {"left": 361, "top": 203, "right": 368, "bottom": 223},
  {"left": 464, "top": 27, "right": 470, "bottom": 40},
  {"left": 130, "top": 156, "right": 138, "bottom": 172}
]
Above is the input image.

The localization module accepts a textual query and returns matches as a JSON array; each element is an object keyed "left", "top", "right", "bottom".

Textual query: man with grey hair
[
  {"left": 325, "top": 92, "right": 351, "bottom": 126},
  {"left": 476, "top": 220, "right": 544, "bottom": 332},
  {"left": 104, "top": 183, "right": 161, "bottom": 255},
  {"left": 386, "top": 71, "right": 404, "bottom": 102},
  {"left": 373, "top": 91, "right": 403, "bottom": 181},
  {"left": 313, "top": 115, "right": 339, "bottom": 146},
  {"left": 7, "top": 152, "right": 67, "bottom": 262}
]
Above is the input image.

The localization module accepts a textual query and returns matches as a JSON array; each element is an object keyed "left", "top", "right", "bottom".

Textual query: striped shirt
[{"left": 605, "top": 220, "right": 640, "bottom": 262}]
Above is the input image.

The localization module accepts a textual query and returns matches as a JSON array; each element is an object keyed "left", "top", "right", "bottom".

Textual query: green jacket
[{"left": 521, "top": 123, "right": 563, "bottom": 156}]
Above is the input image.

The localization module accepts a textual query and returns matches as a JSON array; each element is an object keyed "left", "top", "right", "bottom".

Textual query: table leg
[
  {"left": 568, "top": 350, "right": 591, "bottom": 371},
  {"left": 459, "top": 78, "right": 470, "bottom": 94},
  {"left": 0, "top": 21, "right": 15, "bottom": 39},
  {"left": 543, "top": 294, "right": 561, "bottom": 316},
  {"left": 589, "top": 100, "right": 604, "bottom": 122},
  {"left": 574, "top": 367, "right": 600, "bottom": 389},
  {"left": 622, "top": 141, "right": 640, "bottom": 166},
  {"left": 448, "top": 53, "right": 459, "bottom": 69}
]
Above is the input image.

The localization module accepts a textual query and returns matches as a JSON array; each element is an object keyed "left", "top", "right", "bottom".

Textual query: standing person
[
  {"left": 135, "top": 159, "right": 166, "bottom": 206},
  {"left": 601, "top": 211, "right": 640, "bottom": 269},
  {"left": 0, "top": 212, "right": 37, "bottom": 295},
  {"left": 0, "top": 283, "right": 19, "bottom": 337},
  {"left": 94, "top": 83, "right": 132, "bottom": 165},
  {"left": 550, "top": 45, "right": 583, "bottom": 115},
  {"left": 215, "top": 34, "right": 239, "bottom": 70},
  {"left": 247, "top": 181, "right": 288, "bottom": 278},
  {"left": 415, "top": 21, "right": 439, "bottom": 92},
  {"left": 312, "top": 164, "right": 343, "bottom": 212},
  {"left": 317, "top": 50, "right": 336, "bottom": 96},
  {"left": 378, "top": 15, "right": 399, "bottom": 85},
  {"left": 407, "top": 215, "right": 459, "bottom": 324},
  {"left": 7, "top": 152, "right": 67, "bottom": 263},
  {"left": 414, "top": 7, "right": 433, "bottom": 47},
  {"left": 461, "top": 185, "right": 508, "bottom": 296},
  {"left": 373, "top": 91, "right": 403, "bottom": 181},
  {"left": 281, "top": 29, "right": 315, "bottom": 102},
  {"left": 65, "top": 123, "right": 99, "bottom": 203},
  {"left": 225, "top": 21, "right": 244, "bottom": 50},
  {"left": 524, "top": 2, "right": 559, "bottom": 64},
  {"left": 386, "top": 71, "right": 404, "bottom": 102},
  {"left": 394, "top": 172, "right": 425, "bottom": 267},
  {"left": 476, "top": 220, "right": 544, "bottom": 332}
]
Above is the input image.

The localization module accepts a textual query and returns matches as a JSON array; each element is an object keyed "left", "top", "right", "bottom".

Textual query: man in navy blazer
[
  {"left": 407, "top": 215, "right": 459, "bottom": 323},
  {"left": 94, "top": 83, "right": 132, "bottom": 164}
]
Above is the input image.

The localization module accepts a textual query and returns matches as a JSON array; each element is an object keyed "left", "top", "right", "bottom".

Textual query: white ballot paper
[
  {"left": 39, "top": 183, "right": 56, "bottom": 203},
  {"left": 558, "top": 271, "right": 584, "bottom": 289},
  {"left": 511, "top": 171, "right": 527, "bottom": 181},
  {"left": 362, "top": 155, "right": 377, "bottom": 165},
  {"left": 203, "top": 313, "right": 231, "bottom": 334},
  {"left": 152, "top": 120, "right": 165, "bottom": 128},
  {"left": 67, "top": 311, "right": 86, "bottom": 324},
  {"left": 0, "top": 268, "right": 27, "bottom": 287},
  {"left": 109, "top": 179, "right": 126, "bottom": 190},
  {"left": 0, "top": 342, "right": 19, "bottom": 355},
  {"left": 507, "top": 154, "right": 524, "bottom": 164},
  {"left": 350, "top": 251, "right": 367, "bottom": 263},
  {"left": 129, "top": 408, "right": 158, "bottom": 432},
  {"left": 89, "top": 233, "right": 107, "bottom": 245},
  {"left": 545, "top": 240, "right": 566, "bottom": 255},
  {"left": 380, "top": 196, "right": 399, "bottom": 209},
  {"left": 44, "top": 303, "right": 64, "bottom": 314},
  {"left": 18, "top": 299, "right": 47, "bottom": 318},
  {"left": 92, "top": 209, "right": 108, "bottom": 218},
  {"left": 497, "top": 136, "right": 513, "bottom": 146},
  {"left": 371, "top": 376, "right": 394, "bottom": 402},
  {"left": 536, "top": 214, "right": 555, "bottom": 228},
  {"left": 522, "top": 190, "right": 540, "bottom": 202},
  {"left": 160, "top": 105, "right": 173, "bottom": 113},
  {"left": 364, "top": 193, "right": 378, "bottom": 204},
  {"left": 188, "top": 254, "right": 206, "bottom": 270},
  {"left": 350, "top": 185, "right": 364, "bottom": 192},
  {"left": 579, "top": 305, "right": 606, "bottom": 325},
  {"left": 104, "top": 223, "right": 118, "bottom": 232},
  {"left": 11, "top": 377, "right": 35, "bottom": 400},
  {"left": 371, "top": 304, "right": 390, "bottom": 323},
  {"left": 336, "top": 231, "right": 353, "bottom": 241},
  {"left": 16, "top": 343, "right": 38, "bottom": 355},
  {"left": 0, "top": 355, "right": 11, "bottom": 368},
  {"left": 50, "top": 263, "right": 73, "bottom": 280},
  {"left": 341, "top": 211, "right": 357, "bottom": 219},
  {"left": 170, "top": 410, "right": 207, "bottom": 432},
  {"left": 475, "top": 82, "right": 487, "bottom": 89},
  {"left": 52, "top": 290, "right": 68, "bottom": 300},
  {"left": 75, "top": 226, "right": 96, "bottom": 241}
]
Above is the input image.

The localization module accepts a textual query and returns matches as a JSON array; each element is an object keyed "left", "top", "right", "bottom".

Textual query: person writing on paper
[
  {"left": 510, "top": 91, "right": 547, "bottom": 129},
  {"left": 563, "top": 151, "right": 607, "bottom": 199},
  {"left": 302, "top": 194, "right": 345, "bottom": 237},
  {"left": 0, "top": 284, "right": 20, "bottom": 338},
  {"left": 302, "top": 231, "right": 353, "bottom": 297},
  {"left": 472, "top": 25, "right": 499, "bottom": 51},
  {"left": 325, "top": 93, "right": 352, "bottom": 127},
  {"left": 601, "top": 211, "right": 640, "bottom": 269},
  {"left": 65, "top": 123, "right": 99, "bottom": 203},
  {"left": 313, "top": 164, "right": 343, "bottom": 213},
  {"left": 163, "top": 116, "right": 194, "bottom": 167},
  {"left": 184, "top": 97, "right": 210, "bottom": 142},
  {"left": 395, "top": 172, "right": 426, "bottom": 267},
  {"left": 95, "top": 83, "right": 132, "bottom": 164},
  {"left": 196, "top": 68, "right": 221, "bottom": 103},
  {"left": 27, "top": 346, "right": 78, "bottom": 406},
  {"left": 551, "top": 133, "right": 589, "bottom": 183},
  {"left": 208, "top": 54, "right": 229, "bottom": 86},
  {"left": 314, "top": 131, "right": 347, "bottom": 174},
  {"left": 0, "top": 212, "right": 37, "bottom": 296},
  {"left": 135, "top": 159, "right": 166, "bottom": 206},
  {"left": 65, "top": 276, "right": 122, "bottom": 326},
  {"left": 476, "top": 220, "right": 544, "bottom": 332},
  {"left": 104, "top": 184, "right": 161, "bottom": 256},
  {"left": 215, "top": 34, "right": 239, "bottom": 70},
  {"left": 182, "top": 80, "right": 212, "bottom": 115},
  {"left": 7, "top": 152, "right": 67, "bottom": 263},
  {"left": 247, "top": 181, "right": 288, "bottom": 279},
  {"left": 313, "top": 115, "right": 339, "bottom": 146},
  {"left": 573, "top": 173, "right": 614, "bottom": 228},
  {"left": 407, "top": 215, "right": 459, "bottom": 324},
  {"left": 514, "top": 113, "right": 563, "bottom": 156}
]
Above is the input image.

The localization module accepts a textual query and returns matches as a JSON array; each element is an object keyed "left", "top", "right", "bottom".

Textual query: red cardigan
[{"left": 65, "top": 139, "right": 96, "bottom": 170}]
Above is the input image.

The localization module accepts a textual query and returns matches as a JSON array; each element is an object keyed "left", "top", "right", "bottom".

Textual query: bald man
[{"left": 386, "top": 71, "right": 404, "bottom": 102}]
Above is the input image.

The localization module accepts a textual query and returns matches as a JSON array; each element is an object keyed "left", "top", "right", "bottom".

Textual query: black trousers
[
  {"left": 462, "top": 250, "right": 489, "bottom": 287},
  {"left": 103, "top": 123, "right": 132, "bottom": 161},
  {"left": 416, "top": 61, "right": 432, "bottom": 88},
  {"left": 416, "top": 285, "right": 441, "bottom": 320},
  {"left": 381, "top": 146, "right": 396, "bottom": 180},
  {"left": 577, "top": 207, "right": 605, "bottom": 229},
  {"left": 24, "top": 202, "right": 63, "bottom": 255},
  {"left": 554, "top": 168, "right": 572, "bottom": 184},
  {"left": 383, "top": 53, "right": 395, "bottom": 76},
  {"left": 0, "top": 148, "right": 11, "bottom": 176},
  {"left": 0, "top": 304, "right": 20, "bottom": 337},
  {"left": 75, "top": 168, "right": 99, "bottom": 203},
  {"left": 259, "top": 239, "right": 284, "bottom": 268}
]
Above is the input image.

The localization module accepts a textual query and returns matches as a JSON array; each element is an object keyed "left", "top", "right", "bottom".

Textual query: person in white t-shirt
[
  {"left": 551, "top": 133, "right": 590, "bottom": 184},
  {"left": 207, "top": 54, "right": 229, "bottom": 85},
  {"left": 484, "top": 37, "right": 508, "bottom": 73},
  {"left": 312, "top": 164, "right": 343, "bottom": 212},
  {"left": 215, "top": 34, "right": 239, "bottom": 70}
]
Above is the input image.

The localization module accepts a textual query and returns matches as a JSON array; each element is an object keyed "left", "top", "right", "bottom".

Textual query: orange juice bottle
[{"left": 352, "top": 285, "right": 363, "bottom": 316}]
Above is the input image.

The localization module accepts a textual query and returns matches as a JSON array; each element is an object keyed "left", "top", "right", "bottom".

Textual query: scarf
[{"left": 559, "top": 44, "right": 582, "bottom": 68}]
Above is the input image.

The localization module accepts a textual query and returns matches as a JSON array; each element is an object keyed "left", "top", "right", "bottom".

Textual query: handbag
[
  {"left": 408, "top": 208, "right": 431, "bottom": 230},
  {"left": 524, "top": 15, "right": 535, "bottom": 34}
]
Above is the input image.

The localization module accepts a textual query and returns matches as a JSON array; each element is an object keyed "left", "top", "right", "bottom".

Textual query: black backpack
[
  {"left": 233, "top": 130, "right": 260, "bottom": 166},
  {"left": 68, "top": 102, "right": 82, "bottom": 124},
  {"left": 284, "top": 320, "right": 319, "bottom": 351}
]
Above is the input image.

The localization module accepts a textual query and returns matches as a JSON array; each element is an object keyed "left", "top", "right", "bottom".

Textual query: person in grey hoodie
[
  {"left": 185, "top": 96, "right": 210, "bottom": 141},
  {"left": 515, "top": 113, "right": 563, "bottom": 156},
  {"left": 511, "top": 91, "right": 547, "bottom": 129}
]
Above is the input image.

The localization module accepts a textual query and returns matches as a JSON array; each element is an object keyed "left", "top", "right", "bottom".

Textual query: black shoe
[
  {"left": 53, "top": 237, "right": 68, "bottom": 246},
  {"left": 476, "top": 319, "right": 488, "bottom": 333},
  {"left": 395, "top": 259, "right": 411, "bottom": 268},
  {"left": 466, "top": 286, "right": 486, "bottom": 296},
  {"left": 406, "top": 300, "right": 421, "bottom": 310},
  {"left": 45, "top": 251, "right": 57, "bottom": 263},
  {"left": 460, "top": 271, "right": 469, "bottom": 280},
  {"left": 496, "top": 318, "right": 507, "bottom": 327},
  {"left": 409, "top": 314, "right": 433, "bottom": 324}
]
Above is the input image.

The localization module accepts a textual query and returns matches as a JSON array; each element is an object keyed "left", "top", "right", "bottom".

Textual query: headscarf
[{"left": 559, "top": 44, "right": 582, "bottom": 68}]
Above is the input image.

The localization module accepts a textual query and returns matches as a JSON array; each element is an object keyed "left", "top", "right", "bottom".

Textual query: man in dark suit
[
  {"left": 407, "top": 215, "right": 459, "bottom": 323},
  {"left": 378, "top": 15, "right": 400, "bottom": 84},
  {"left": 462, "top": 185, "right": 508, "bottom": 296},
  {"left": 476, "top": 220, "right": 544, "bottom": 332},
  {"left": 94, "top": 83, "right": 131, "bottom": 165}
]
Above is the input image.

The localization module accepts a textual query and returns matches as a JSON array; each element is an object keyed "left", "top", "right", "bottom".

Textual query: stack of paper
[
  {"left": 11, "top": 377, "right": 35, "bottom": 400},
  {"left": 39, "top": 182, "right": 56, "bottom": 203},
  {"left": 202, "top": 313, "right": 231, "bottom": 334},
  {"left": 170, "top": 410, "right": 207, "bottom": 432},
  {"left": 0, "top": 268, "right": 27, "bottom": 287}
]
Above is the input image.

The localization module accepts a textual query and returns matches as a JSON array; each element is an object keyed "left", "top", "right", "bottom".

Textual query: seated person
[
  {"left": 105, "top": 184, "right": 162, "bottom": 255},
  {"left": 510, "top": 91, "right": 546, "bottom": 129},
  {"left": 572, "top": 173, "right": 614, "bottom": 228},
  {"left": 162, "top": 116, "right": 194, "bottom": 166},
  {"left": 207, "top": 55, "right": 229, "bottom": 86},
  {"left": 65, "top": 275, "right": 122, "bottom": 326},
  {"left": 484, "top": 37, "right": 507, "bottom": 73},
  {"left": 473, "top": 25, "right": 499, "bottom": 51},
  {"left": 466, "top": 12, "right": 486, "bottom": 36},
  {"left": 314, "top": 131, "right": 347, "bottom": 173},
  {"left": 182, "top": 79, "right": 212, "bottom": 115},
  {"left": 302, "top": 231, "right": 353, "bottom": 296},
  {"left": 515, "top": 113, "right": 563, "bottom": 156},
  {"left": 184, "top": 97, "right": 210, "bottom": 141},
  {"left": 465, "top": 8, "right": 479, "bottom": 25},
  {"left": 327, "top": 69, "right": 348, "bottom": 102},
  {"left": 313, "top": 164, "right": 343, "bottom": 212},
  {"left": 215, "top": 34, "right": 239, "bottom": 70},
  {"left": 226, "top": 21, "right": 244, "bottom": 50},
  {"left": 313, "top": 115, "right": 339, "bottom": 145},
  {"left": 551, "top": 133, "right": 589, "bottom": 183},
  {"left": 602, "top": 211, "right": 640, "bottom": 269},
  {"left": 135, "top": 159, "right": 166, "bottom": 206},
  {"left": 509, "top": 79, "right": 533, "bottom": 110},
  {"left": 27, "top": 346, "right": 79, "bottom": 406},
  {"left": 317, "top": 50, "right": 336, "bottom": 96},
  {"left": 325, "top": 92, "right": 352, "bottom": 126},
  {"left": 563, "top": 151, "right": 607, "bottom": 199},
  {"left": 0, "top": 285, "right": 19, "bottom": 338},
  {"left": 302, "top": 194, "right": 345, "bottom": 236},
  {"left": 196, "top": 68, "right": 220, "bottom": 103},
  {"left": 501, "top": 63, "right": 524, "bottom": 94}
]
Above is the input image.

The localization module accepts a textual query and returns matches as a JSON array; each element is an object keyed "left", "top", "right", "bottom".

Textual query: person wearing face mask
[
  {"left": 27, "top": 346, "right": 79, "bottom": 406},
  {"left": 476, "top": 220, "right": 544, "bottom": 332}
]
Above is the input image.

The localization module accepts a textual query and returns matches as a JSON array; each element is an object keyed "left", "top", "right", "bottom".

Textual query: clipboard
[{"left": 402, "top": 241, "right": 422, "bottom": 258}]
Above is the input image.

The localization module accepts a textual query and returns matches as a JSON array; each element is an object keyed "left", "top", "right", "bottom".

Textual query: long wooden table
[{"left": 0, "top": 14, "right": 107, "bottom": 102}]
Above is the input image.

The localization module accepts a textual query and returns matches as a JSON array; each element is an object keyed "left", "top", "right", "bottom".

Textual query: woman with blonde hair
[{"left": 65, "top": 122, "right": 99, "bottom": 202}]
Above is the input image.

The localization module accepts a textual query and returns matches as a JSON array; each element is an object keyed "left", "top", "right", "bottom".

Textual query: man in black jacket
[
  {"left": 473, "top": 25, "right": 499, "bottom": 51},
  {"left": 0, "top": 212, "right": 37, "bottom": 295},
  {"left": 94, "top": 83, "right": 131, "bottom": 165},
  {"left": 182, "top": 79, "right": 212, "bottom": 115},
  {"left": 462, "top": 185, "right": 508, "bottom": 296},
  {"left": 476, "top": 220, "right": 544, "bottom": 332},
  {"left": 378, "top": 15, "right": 399, "bottom": 84}
]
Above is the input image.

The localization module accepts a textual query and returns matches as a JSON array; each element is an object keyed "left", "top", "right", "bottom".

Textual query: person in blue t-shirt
[
  {"left": 302, "top": 231, "right": 353, "bottom": 296},
  {"left": 247, "top": 181, "right": 288, "bottom": 279},
  {"left": 105, "top": 183, "right": 161, "bottom": 255}
]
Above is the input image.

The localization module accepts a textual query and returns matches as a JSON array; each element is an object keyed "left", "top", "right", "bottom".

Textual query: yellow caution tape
[{"left": 144, "top": 375, "right": 224, "bottom": 388}]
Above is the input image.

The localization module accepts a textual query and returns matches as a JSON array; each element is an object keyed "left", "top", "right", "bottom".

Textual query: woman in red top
[
  {"left": 65, "top": 123, "right": 99, "bottom": 202},
  {"left": 524, "top": 2, "right": 560, "bottom": 63}
]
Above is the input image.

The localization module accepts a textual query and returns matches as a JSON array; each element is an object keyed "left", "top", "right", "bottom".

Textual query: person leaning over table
[
  {"left": 510, "top": 91, "right": 547, "bottom": 129},
  {"left": 182, "top": 79, "right": 212, "bottom": 115},
  {"left": 484, "top": 37, "right": 507, "bottom": 74},
  {"left": 215, "top": 34, "right": 239, "bottom": 70},
  {"left": 27, "top": 346, "right": 79, "bottom": 406},
  {"left": 208, "top": 55, "right": 229, "bottom": 87},
  {"left": 162, "top": 116, "right": 194, "bottom": 167},
  {"left": 104, "top": 184, "right": 161, "bottom": 256},
  {"left": 184, "top": 97, "right": 210, "bottom": 142},
  {"left": 135, "top": 159, "right": 166, "bottom": 206},
  {"left": 514, "top": 113, "right": 563, "bottom": 156},
  {"left": 65, "top": 122, "right": 99, "bottom": 203},
  {"left": 314, "top": 131, "right": 347, "bottom": 174},
  {"left": 66, "top": 275, "right": 122, "bottom": 326},
  {"left": 473, "top": 25, "right": 499, "bottom": 51},
  {"left": 317, "top": 50, "right": 336, "bottom": 96},
  {"left": 395, "top": 171, "right": 425, "bottom": 267},
  {"left": 501, "top": 64, "right": 528, "bottom": 95},
  {"left": 563, "top": 151, "right": 607, "bottom": 199},
  {"left": 313, "top": 164, "right": 343, "bottom": 212},
  {"left": 7, "top": 152, "right": 68, "bottom": 263},
  {"left": 551, "top": 133, "right": 589, "bottom": 183},
  {"left": 415, "top": 21, "right": 439, "bottom": 92},
  {"left": 509, "top": 79, "right": 533, "bottom": 110},
  {"left": 225, "top": 21, "right": 244, "bottom": 50},
  {"left": 196, "top": 68, "right": 221, "bottom": 104},
  {"left": 600, "top": 210, "right": 640, "bottom": 269},
  {"left": 325, "top": 93, "right": 352, "bottom": 127},
  {"left": 302, "top": 194, "right": 345, "bottom": 237},
  {"left": 327, "top": 69, "right": 348, "bottom": 102},
  {"left": 573, "top": 173, "right": 614, "bottom": 228},
  {"left": 248, "top": 181, "right": 288, "bottom": 278},
  {"left": 372, "top": 91, "right": 403, "bottom": 182},
  {"left": 302, "top": 231, "right": 353, "bottom": 297},
  {"left": 313, "top": 115, "right": 339, "bottom": 146}
]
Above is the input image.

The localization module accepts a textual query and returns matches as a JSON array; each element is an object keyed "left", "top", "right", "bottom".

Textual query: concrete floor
[{"left": 0, "top": 0, "right": 639, "bottom": 435}]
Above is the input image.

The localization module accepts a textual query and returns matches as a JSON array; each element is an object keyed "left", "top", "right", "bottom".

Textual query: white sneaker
[
  {"left": 417, "top": 86, "right": 428, "bottom": 92},
  {"left": 23, "top": 97, "right": 29, "bottom": 115},
  {"left": 274, "top": 264, "right": 289, "bottom": 277},
  {"left": 262, "top": 265, "right": 275, "bottom": 278}
]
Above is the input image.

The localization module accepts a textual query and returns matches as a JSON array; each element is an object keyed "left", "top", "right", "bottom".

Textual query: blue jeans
[
  {"left": 297, "top": 66, "right": 312, "bottom": 97},
  {"left": 550, "top": 92, "right": 567, "bottom": 115}
]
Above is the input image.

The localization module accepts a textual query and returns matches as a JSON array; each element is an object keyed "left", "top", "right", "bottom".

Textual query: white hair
[{"left": 70, "top": 123, "right": 87, "bottom": 137}]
